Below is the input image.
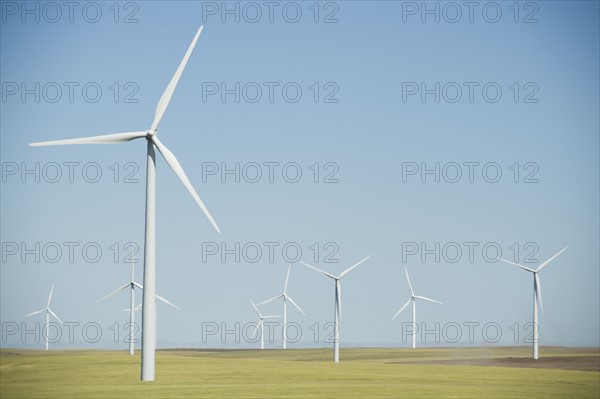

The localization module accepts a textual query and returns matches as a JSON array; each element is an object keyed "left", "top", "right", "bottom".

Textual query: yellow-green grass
[{"left": 1, "top": 347, "right": 598, "bottom": 398}]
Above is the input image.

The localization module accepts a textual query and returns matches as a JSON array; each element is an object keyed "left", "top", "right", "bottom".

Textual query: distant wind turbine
[
  {"left": 25, "top": 286, "right": 63, "bottom": 350},
  {"left": 96, "top": 259, "right": 179, "bottom": 355},
  {"left": 122, "top": 296, "right": 179, "bottom": 348},
  {"left": 300, "top": 255, "right": 371, "bottom": 363},
  {"left": 29, "top": 23, "right": 220, "bottom": 381},
  {"left": 250, "top": 300, "right": 281, "bottom": 350},
  {"left": 258, "top": 264, "right": 305, "bottom": 349},
  {"left": 498, "top": 246, "right": 568, "bottom": 359},
  {"left": 392, "top": 267, "right": 442, "bottom": 349}
]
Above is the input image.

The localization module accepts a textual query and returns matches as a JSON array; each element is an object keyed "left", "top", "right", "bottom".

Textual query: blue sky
[{"left": 1, "top": 1, "right": 598, "bottom": 349}]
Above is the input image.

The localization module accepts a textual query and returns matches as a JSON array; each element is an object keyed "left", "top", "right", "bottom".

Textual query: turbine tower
[
  {"left": 258, "top": 264, "right": 305, "bottom": 349},
  {"left": 300, "top": 255, "right": 370, "bottom": 363},
  {"left": 392, "top": 267, "right": 442, "bottom": 349},
  {"left": 25, "top": 286, "right": 63, "bottom": 350},
  {"left": 498, "top": 246, "right": 567, "bottom": 360},
  {"left": 250, "top": 300, "right": 281, "bottom": 350},
  {"left": 29, "top": 24, "right": 220, "bottom": 381}
]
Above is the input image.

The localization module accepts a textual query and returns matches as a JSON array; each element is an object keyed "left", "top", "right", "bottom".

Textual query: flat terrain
[{"left": 1, "top": 346, "right": 598, "bottom": 398}]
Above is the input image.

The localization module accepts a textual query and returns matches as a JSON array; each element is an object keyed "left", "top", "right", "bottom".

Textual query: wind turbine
[
  {"left": 392, "top": 267, "right": 442, "bottom": 349},
  {"left": 122, "top": 296, "right": 179, "bottom": 349},
  {"left": 299, "top": 255, "right": 371, "bottom": 363},
  {"left": 29, "top": 23, "right": 220, "bottom": 381},
  {"left": 257, "top": 264, "right": 305, "bottom": 349},
  {"left": 25, "top": 286, "right": 63, "bottom": 350},
  {"left": 498, "top": 246, "right": 568, "bottom": 360},
  {"left": 95, "top": 261, "right": 179, "bottom": 355},
  {"left": 250, "top": 300, "right": 281, "bottom": 350}
]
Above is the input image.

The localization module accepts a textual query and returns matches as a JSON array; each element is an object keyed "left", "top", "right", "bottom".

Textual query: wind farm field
[{"left": 1, "top": 347, "right": 598, "bottom": 399}]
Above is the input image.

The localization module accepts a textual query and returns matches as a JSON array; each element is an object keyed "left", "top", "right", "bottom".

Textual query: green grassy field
[{"left": 1, "top": 347, "right": 598, "bottom": 398}]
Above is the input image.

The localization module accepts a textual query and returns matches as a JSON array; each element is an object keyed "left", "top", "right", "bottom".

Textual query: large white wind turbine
[
  {"left": 95, "top": 260, "right": 179, "bottom": 355},
  {"left": 25, "top": 286, "right": 63, "bottom": 350},
  {"left": 498, "top": 246, "right": 568, "bottom": 360},
  {"left": 250, "top": 300, "right": 281, "bottom": 350},
  {"left": 300, "top": 255, "right": 371, "bottom": 363},
  {"left": 392, "top": 267, "right": 442, "bottom": 349},
  {"left": 29, "top": 24, "right": 219, "bottom": 381},
  {"left": 257, "top": 264, "right": 305, "bottom": 349}
]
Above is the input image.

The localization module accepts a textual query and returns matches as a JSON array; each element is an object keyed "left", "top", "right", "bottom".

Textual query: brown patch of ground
[{"left": 400, "top": 356, "right": 600, "bottom": 372}]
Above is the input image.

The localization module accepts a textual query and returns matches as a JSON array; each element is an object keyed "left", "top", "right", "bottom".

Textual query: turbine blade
[
  {"left": 30, "top": 131, "right": 146, "bottom": 146},
  {"left": 393, "top": 299, "right": 412, "bottom": 320},
  {"left": 251, "top": 321, "right": 260, "bottom": 339},
  {"left": 299, "top": 261, "right": 336, "bottom": 279},
  {"left": 263, "top": 315, "right": 281, "bottom": 319},
  {"left": 47, "top": 286, "right": 54, "bottom": 307},
  {"left": 250, "top": 299, "right": 262, "bottom": 317},
  {"left": 47, "top": 309, "right": 63, "bottom": 325},
  {"left": 133, "top": 281, "right": 144, "bottom": 290},
  {"left": 257, "top": 294, "right": 282, "bottom": 306},
  {"left": 536, "top": 246, "right": 568, "bottom": 272},
  {"left": 150, "top": 25, "right": 204, "bottom": 131},
  {"left": 134, "top": 303, "right": 142, "bottom": 311},
  {"left": 25, "top": 308, "right": 46, "bottom": 317},
  {"left": 152, "top": 136, "right": 220, "bottom": 233},
  {"left": 498, "top": 258, "right": 535, "bottom": 273},
  {"left": 336, "top": 280, "right": 342, "bottom": 321},
  {"left": 286, "top": 295, "right": 306, "bottom": 316},
  {"left": 414, "top": 295, "right": 443, "bottom": 305},
  {"left": 130, "top": 260, "right": 135, "bottom": 282},
  {"left": 95, "top": 282, "right": 130, "bottom": 304},
  {"left": 535, "top": 273, "right": 544, "bottom": 314},
  {"left": 338, "top": 255, "right": 371, "bottom": 279},
  {"left": 157, "top": 294, "right": 179, "bottom": 310},
  {"left": 405, "top": 267, "right": 414, "bottom": 296},
  {"left": 284, "top": 264, "right": 291, "bottom": 292}
]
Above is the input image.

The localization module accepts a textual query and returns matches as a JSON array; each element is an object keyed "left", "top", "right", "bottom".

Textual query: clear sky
[{"left": 1, "top": 1, "right": 598, "bottom": 349}]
